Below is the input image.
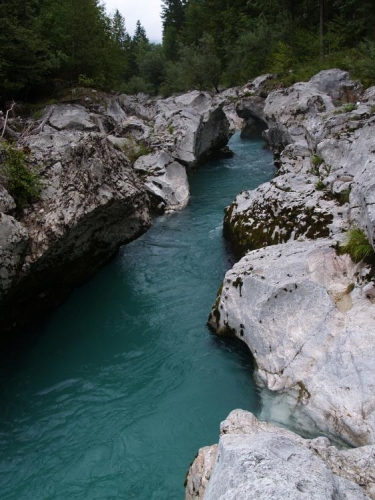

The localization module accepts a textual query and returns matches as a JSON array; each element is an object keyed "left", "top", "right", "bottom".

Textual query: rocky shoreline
[
  {"left": 2, "top": 69, "right": 375, "bottom": 498},
  {"left": 188, "top": 69, "right": 375, "bottom": 498},
  {"left": 0, "top": 89, "right": 232, "bottom": 334}
]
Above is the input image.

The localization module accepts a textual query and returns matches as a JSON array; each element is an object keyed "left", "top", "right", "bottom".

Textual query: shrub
[
  {"left": 340, "top": 227, "right": 374, "bottom": 263},
  {"left": 315, "top": 180, "right": 325, "bottom": 190},
  {"left": 334, "top": 103, "right": 358, "bottom": 115},
  {"left": 122, "top": 138, "right": 152, "bottom": 163},
  {"left": 78, "top": 74, "right": 95, "bottom": 88},
  {"left": 335, "top": 188, "right": 350, "bottom": 205},
  {"left": 0, "top": 142, "right": 42, "bottom": 208}
]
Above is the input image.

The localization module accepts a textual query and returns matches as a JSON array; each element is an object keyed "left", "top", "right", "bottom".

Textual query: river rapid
[{"left": 0, "top": 133, "right": 274, "bottom": 499}]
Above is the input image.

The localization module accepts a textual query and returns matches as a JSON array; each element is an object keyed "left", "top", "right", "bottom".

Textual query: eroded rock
[
  {"left": 186, "top": 410, "right": 374, "bottom": 500},
  {"left": 134, "top": 151, "right": 189, "bottom": 212},
  {"left": 0, "top": 134, "right": 151, "bottom": 331},
  {"left": 209, "top": 236, "right": 375, "bottom": 446}
]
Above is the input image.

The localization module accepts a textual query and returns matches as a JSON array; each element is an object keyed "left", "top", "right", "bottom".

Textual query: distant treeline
[{"left": 1, "top": 0, "right": 375, "bottom": 104}]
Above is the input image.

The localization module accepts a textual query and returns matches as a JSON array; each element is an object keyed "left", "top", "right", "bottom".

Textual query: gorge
[{"left": 1, "top": 69, "right": 375, "bottom": 499}]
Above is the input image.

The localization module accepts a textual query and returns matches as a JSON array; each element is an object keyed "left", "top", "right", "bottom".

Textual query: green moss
[
  {"left": 346, "top": 283, "right": 355, "bottom": 293},
  {"left": 335, "top": 187, "right": 351, "bottom": 205},
  {"left": 334, "top": 102, "right": 358, "bottom": 115},
  {"left": 122, "top": 139, "right": 152, "bottom": 163},
  {"left": 223, "top": 199, "right": 333, "bottom": 257}
]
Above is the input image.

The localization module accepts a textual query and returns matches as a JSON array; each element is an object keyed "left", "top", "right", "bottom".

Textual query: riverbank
[
  {"left": 0, "top": 134, "right": 274, "bottom": 499},
  {"left": 188, "top": 70, "right": 375, "bottom": 498}
]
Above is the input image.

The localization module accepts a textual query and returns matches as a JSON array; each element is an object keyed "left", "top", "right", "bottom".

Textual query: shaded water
[{"left": 0, "top": 134, "right": 274, "bottom": 499}]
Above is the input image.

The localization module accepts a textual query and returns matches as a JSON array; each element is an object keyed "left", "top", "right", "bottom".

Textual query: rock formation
[
  {"left": 183, "top": 69, "right": 375, "bottom": 499},
  {"left": 186, "top": 410, "right": 375, "bottom": 500},
  {"left": 0, "top": 88, "right": 230, "bottom": 334},
  {"left": 208, "top": 69, "right": 375, "bottom": 447}
]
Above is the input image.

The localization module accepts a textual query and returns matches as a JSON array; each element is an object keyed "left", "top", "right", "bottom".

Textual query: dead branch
[
  {"left": 29, "top": 107, "right": 54, "bottom": 135},
  {"left": 1, "top": 101, "right": 17, "bottom": 139},
  {"left": 93, "top": 115, "right": 106, "bottom": 134},
  {"left": 0, "top": 116, "right": 20, "bottom": 140}
]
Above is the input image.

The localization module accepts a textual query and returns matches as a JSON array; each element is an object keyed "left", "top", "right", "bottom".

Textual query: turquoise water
[{"left": 0, "top": 134, "right": 274, "bottom": 500}]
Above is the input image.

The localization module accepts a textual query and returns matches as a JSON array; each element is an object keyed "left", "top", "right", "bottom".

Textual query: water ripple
[{"left": 0, "top": 134, "right": 274, "bottom": 499}]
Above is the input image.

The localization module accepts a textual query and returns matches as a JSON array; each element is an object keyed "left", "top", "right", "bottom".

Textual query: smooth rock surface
[
  {"left": 209, "top": 238, "right": 375, "bottom": 446},
  {"left": 48, "top": 104, "right": 96, "bottom": 131},
  {"left": 154, "top": 91, "right": 230, "bottom": 166},
  {"left": 134, "top": 151, "right": 189, "bottom": 212}
]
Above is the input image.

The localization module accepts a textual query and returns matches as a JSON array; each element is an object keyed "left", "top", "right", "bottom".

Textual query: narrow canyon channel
[{"left": 0, "top": 134, "right": 275, "bottom": 499}]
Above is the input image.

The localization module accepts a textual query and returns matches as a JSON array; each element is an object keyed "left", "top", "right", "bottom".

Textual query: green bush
[
  {"left": 334, "top": 102, "right": 358, "bottom": 114},
  {"left": 0, "top": 142, "right": 42, "bottom": 208},
  {"left": 340, "top": 227, "right": 374, "bottom": 263},
  {"left": 122, "top": 138, "right": 152, "bottom": 163},
  {"left": 315, "top": 180, "right": 325, "bottom": 191}
]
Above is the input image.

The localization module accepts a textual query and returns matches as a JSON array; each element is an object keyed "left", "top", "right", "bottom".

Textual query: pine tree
[
  {"left": 133, "top": 21, "right": 149, "bottom": 45},
  {"left": 161, "top": 0, "right": 186, "bottom": 59}
]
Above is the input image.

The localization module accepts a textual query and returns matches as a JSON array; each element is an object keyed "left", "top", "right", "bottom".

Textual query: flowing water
[{"left": 0, "top": 134, "right": 274, "bottom": 500}]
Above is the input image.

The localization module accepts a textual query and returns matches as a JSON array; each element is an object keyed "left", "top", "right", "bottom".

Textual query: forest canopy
[{"left": 0, "top": 0, "right": 375, "bottom": 104}]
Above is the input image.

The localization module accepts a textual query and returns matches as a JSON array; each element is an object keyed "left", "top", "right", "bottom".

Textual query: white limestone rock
[
  {"left": 186, "top": 410, "right": 373, "bottom": 500},
  {"left": 309, "top": 69, "right": 363, "bottom": 104},
  {"left": 185, "top": 445, "right": 218, "bottom": 500},
  {"left": 118, "top": 93, "right": 157, "bottom": 121},
  {"left": 208, "top": 239, "right": 375, "bottom": 446},
  {"left": 48, "top": 104, "right": 96, "bottom": 131},
  {"left": 134, "top": 151, "right": 189, "bottom": 212},
  {"left": 1, "top": 134, "right": 151, "bottom": 331},
  {"left": 154, "top": 91, "right": 230, "bottom": 167}
]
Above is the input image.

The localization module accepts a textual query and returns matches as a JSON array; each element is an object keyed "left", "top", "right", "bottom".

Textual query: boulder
[
  {"left": 134, "top": 151, "right": 189, "bottom": 212},
  {"left": 186, "top": 410, "right": 374, "bottom": 500},
  {"left": 208, "top": 237, "right": 375, "bottom": 446},
  {"left": 118, "top": 93, "right": 156, "bottom": 121},
  {"left": 48, "top": 104, "right": 97, "bottom": 131},
  {"left": 0, "top": 134, "right": 151, "bottom": 331},
  {"left": 309, "top": 69, "right": 363, "bottom": 104},
  {"left": 154, "top": 91, "right": 230, "bottom": 167}
]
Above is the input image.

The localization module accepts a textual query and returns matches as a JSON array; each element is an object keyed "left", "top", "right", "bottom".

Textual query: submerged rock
[{"left": 186, "top": 410, "right": 374, "bottom": 500}]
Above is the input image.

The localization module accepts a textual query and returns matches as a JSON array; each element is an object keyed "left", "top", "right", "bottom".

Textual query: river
[{"left": 0, "top": 133, "right": 274, "bottom": 499}]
